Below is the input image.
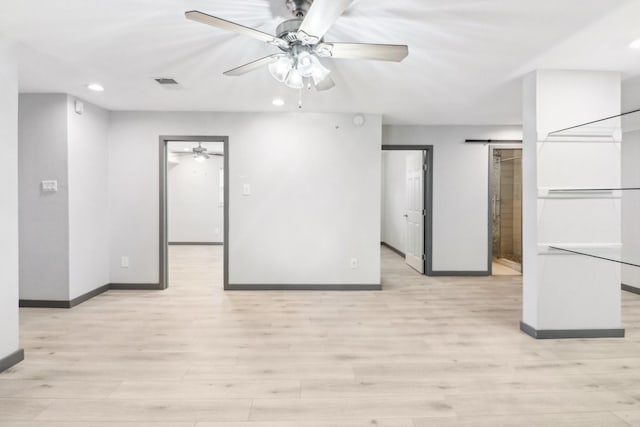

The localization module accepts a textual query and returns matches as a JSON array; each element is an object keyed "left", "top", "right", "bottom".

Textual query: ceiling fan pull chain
[{"left": 298, "top": 87, "right": 303, "bottom": 109}]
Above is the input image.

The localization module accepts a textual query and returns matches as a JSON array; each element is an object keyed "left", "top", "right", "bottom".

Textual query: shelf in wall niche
[
  {"left": 546, "top": 188, "right": 640, "bottom": 192},
  {"left": 541, "top": 107, "right": 640, "bottom": 142},
  {"left": 537, "top": 188, "right": 640, "bottom": 199},
  {"left": 545, "top": 245, "right": 640, "bottom": 268},
  {"left": 542, "top": 129, "right": 622, "bottom": 143}
]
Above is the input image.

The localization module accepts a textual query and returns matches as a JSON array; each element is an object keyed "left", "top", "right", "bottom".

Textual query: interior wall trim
[
  {"left": 159, "top": 135, "right": 229, "bottom": 291},
  {"left": 69, "top": 284, "right": 110, "bottom": 307},
  {"left": 108, "top": 283, "right": 163, "bottom": 290},
  {"left": 19, "top": 283, "right": 162, "bottom": 308},
  {"left": 622, "top": 284, "right": 640, "bottom": 295},
  {"left": 381, "top": 241, "right": 405, "bottom": 258},
  {"left": 488, "top": 145, "right": 523, "bottom": 277},
  {"left": 429, "top": 270, "right": 491, "bottom": 277},
  {"left": 225, "top": 283, "right": 382, "bottom": 291},
  {"left": 0, "top": 349, "right": 24, "bottom": 373},
  {"left": 168, "top": 242, "right": 223, "bottom": 246},
  {"left": 19, "top": 299, "right": 71, "bottom": 308},
  {"left": 381, "top": 144, "right": 434, "bottom": 276},
  {"left": 19, "top": 284, "right": 109, "bottom": 308},
  {"left": 520, "top": 321, "right": 625, "bottom": 339}
]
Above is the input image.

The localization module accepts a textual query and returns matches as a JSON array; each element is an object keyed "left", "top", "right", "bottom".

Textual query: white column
[
  {"left": 622, "top": 125, "right": 640, "bottom": 291},
  {"left": 522, "top": 70, "right": 623, "bottom": 338}
]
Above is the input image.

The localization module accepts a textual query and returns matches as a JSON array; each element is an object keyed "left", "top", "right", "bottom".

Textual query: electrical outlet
[
  {"left": 121, "top": 256, "right": 129, "bottom": 268},
  {"left": 350, "top": 258, "right": 358, "bottom": 269}
]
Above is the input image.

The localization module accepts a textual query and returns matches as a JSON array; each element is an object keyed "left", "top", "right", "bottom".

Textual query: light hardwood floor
[{"left": 2, "top": 245, "right": 640, "bottom": 426}]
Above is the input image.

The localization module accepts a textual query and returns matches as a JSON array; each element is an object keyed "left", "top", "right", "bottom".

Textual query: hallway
[{"left": 1, "top": 246, "right": 640, "bottom": 425}]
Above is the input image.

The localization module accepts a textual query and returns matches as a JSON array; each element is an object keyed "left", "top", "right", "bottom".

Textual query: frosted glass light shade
[
  {"left": 284, "top": 68, "right": 304, "bottom": 89},
  {"left": 311, "top": 59, "right": 331, "bottom": 85},
  {"left": 269, "top": 56, "right": 293, "bottom": 82}
]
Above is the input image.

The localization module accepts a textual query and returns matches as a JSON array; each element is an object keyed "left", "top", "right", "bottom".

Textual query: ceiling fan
[
  {"left": 185, "top": 0, "right": 409, "bottom": 91},
  {"left": 170, "top": 143, "right": 223, "bottom": 162}
]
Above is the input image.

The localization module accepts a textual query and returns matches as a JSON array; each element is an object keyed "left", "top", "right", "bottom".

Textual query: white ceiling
[{"left": 1, "top": 0, "right": 639, "bottom": 125}]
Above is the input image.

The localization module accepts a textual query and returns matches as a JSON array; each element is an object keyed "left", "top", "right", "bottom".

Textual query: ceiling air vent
[{"left": 155, "top": 78, "right": 179, "bottom": 85}]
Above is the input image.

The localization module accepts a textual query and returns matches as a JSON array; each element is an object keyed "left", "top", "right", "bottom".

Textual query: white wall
[
  {"left": 381, "top": 150, "right": 422, "bottom": 254},
  {"left": 18, "top": 94, "right": 109, "bottom": 301},
  {"left": 168, "top": 154, "right": 224, "bottom": 243},
  {"left": 382, "top": 125, "right": 522, "bottom": 272},
  {"left": 0, "top": 36, "right": 20, "bottom": 360},
  {"left": 67, "top": 97, "right": 110, "bottom": 299},
  {"left": 108, "top": 112, "right": 381, "bottom": 286},
  {"left": 18, "top": 94, "right": 70, "bottom": 300}
]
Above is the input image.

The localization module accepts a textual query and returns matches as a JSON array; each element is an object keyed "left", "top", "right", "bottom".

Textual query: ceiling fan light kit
[
  {"left": 185, "top": 0, "right": 408, "bottom": 92},
  {"left": 170, "top": 142, "right": 223, "bottom": 161}
]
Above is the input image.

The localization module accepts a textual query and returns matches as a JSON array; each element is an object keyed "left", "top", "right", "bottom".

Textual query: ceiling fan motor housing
[
  {"left": 275, "top": 18, "right": 303, "bottom": 45},
  {"left": 285, "top": 0, "right": 313, "bottom": 18}
]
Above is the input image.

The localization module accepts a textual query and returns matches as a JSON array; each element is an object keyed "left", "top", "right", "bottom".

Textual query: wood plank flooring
[{"left": 1, "top": 245, "right": 640, "bottom": 425}]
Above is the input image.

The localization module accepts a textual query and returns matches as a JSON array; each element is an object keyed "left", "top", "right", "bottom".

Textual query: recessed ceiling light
[
  {"left": 630, "top": 39, "right": 640, "bottom": 49},
  {"left": 272, "top": 98, "right": 285, "bottom": 106},
  {"left": 87, "top": 83, "right": 104, "bottom": 92}
]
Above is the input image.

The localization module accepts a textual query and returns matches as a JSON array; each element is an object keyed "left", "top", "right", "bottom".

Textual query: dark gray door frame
[
  {"left": 159, "top": 135, "right": 229, "bottom": 290},
  {"left": 381, "top": 145, "right": 434, "bottom": 275},
  {"left": 488, "top": 145, "right": 522, "bottom": 276}
]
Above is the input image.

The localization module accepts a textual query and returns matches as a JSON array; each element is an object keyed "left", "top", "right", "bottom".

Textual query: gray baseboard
[
  {"left": 622, "top": 284, "right": 640, "bottom": 295},
  {"left": 0, "top": 349, "right": 24, "bottom": 373},
  {"left": 225, "top": 283, "right": 382, "bottom": 291},
  {"left": 429, "top": 270, "right": 491, "bottom": 277},
  {"left": 69, "top": 284, "right": 110, "bottom": 307},
  {"left": 168, "top": 242, "right": 223, "bottom": 246},
  {"left": 19, "top": 283, "right": 162, "bottom": 308},
  {"left": 381, "top": 242, "right": 405, "bottom": 258},
  {"left": 20, "top": 284, "right": 109, "bottom": 309},
  {"left": 19, "top": 299, "right": 71, "bottom": 308},
  {"left": 520, "top": 321, "right": 625, "bottom": 339},
  {"left": 108, "top": 283, "right": 163, "bottom": 290}
]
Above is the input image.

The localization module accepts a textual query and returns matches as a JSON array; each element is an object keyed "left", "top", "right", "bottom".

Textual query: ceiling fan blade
[
  {"left": 318, "top": 42, "right": 409, "bottom": 62},
  {"left": 314, "top": 76, "right": 336, "bottom": 91},
  {"left": 223, "top": 54, "right": 283, "bottom": 76},
  {"left": 185, "top": 11, "right": 278, "bottom": 44},
  {"left": 297, "top": 0, "right": 353, "bottom": 43}
]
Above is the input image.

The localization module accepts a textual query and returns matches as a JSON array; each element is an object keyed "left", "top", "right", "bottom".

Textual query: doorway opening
[
  {"left": 381, "top": 145, "right": 433, "bottom": 276},
  {"left": 489, "top": 147, "right": 522, "bottom": 276},
  {"left": 159, "top": 136, "right": 229, "bottom": 289}
]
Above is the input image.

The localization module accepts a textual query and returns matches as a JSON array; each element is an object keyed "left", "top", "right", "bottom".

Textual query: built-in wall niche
[
  {"left": 539, "top": 109, "right": 640, "bottom": 289},
  {"left": 167, "top": 141, "right": 224, "bottom": 244}
]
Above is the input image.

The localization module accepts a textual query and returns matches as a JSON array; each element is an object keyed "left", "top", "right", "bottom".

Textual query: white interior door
[{"left": 405, "top": 152, "right": 424, "bottom": 273}]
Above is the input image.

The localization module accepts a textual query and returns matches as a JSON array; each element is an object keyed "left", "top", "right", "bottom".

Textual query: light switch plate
[
  {"left": 41, "top": 180, "right": 58, "bottom": 192},
  {"left": 74, "top": 99, "right": 84, "bottom": 115},
  {"left": 243, "top": 184, "right": 251, "bottom": 196}
]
